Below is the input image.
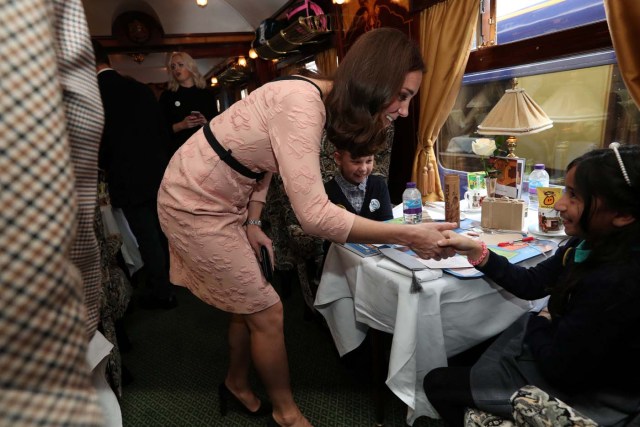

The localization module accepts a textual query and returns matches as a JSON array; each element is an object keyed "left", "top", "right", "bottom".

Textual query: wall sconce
[
  {"left": 248, "top": 49, "right": 258, "bottom": 59},
  {"left": 210, "top": 77, "right": 218, "bottom": 86},
  {"left": 196, "top": 0, "right": 208, "bottom": 7},
  {"left": 129, "top": 53, "right": 146, "bottom": 64},
  {"left": 237, "top": 56, "right": 247, "bottom": 67}
]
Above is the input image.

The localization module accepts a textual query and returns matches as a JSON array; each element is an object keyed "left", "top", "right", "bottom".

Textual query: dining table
[{"left": 314, "top": 204, "right": 562, "bottom": 425}]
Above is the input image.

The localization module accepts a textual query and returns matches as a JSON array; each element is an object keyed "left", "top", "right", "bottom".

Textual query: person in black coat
[
  {"left": 93, "top": 41, "right": 176, "bottom": 309},
  {"left": 324, "top": 149, "right": 393, "bottom": 221},
  {"left": 159, "top": 52, "right": 217, "bottom": 156},
  {"left": 322, "top": 149, "right": 393, "bottom": 262}
]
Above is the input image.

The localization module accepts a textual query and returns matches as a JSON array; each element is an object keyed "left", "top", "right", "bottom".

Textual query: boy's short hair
[{"left": 336, "top": 148, "right": 375, "bottom": 160}]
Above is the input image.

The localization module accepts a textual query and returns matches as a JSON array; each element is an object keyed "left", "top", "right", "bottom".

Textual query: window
[
  {"left": 438, "top": 0, "right": 639, "bottom": 186},
  {"left": 437, "top": 53, "right": 639, "bottom": 185},
  {"left": 475, "top": 0, "right": 607, "bottom": 49},
  {"left": 496, "top": 0, "right": 606, "bottom": 45}
]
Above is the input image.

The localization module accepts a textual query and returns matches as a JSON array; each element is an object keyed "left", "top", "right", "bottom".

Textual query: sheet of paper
[
  {"left": 478, "top": 232, "right": 525, "bottom": 246},
  {"left": 376, "top": 258, "right": 443, "bottom": 282},
  {"left": 417, "top": 254, "right": 473, "bottom": 269}
]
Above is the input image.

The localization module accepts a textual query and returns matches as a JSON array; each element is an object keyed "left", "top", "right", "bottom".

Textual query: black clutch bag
[{"left": 259, "top": 245, "right": 273, "bottom": 282}]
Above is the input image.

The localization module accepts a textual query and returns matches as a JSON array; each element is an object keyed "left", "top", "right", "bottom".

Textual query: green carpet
[{"left": 119, "top": 282, "right": 444, "bottom": 427}]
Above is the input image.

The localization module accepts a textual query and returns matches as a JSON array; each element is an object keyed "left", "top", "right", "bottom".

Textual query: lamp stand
[{"left": 506, "top": 135, "right": 518, "bottom": 157}]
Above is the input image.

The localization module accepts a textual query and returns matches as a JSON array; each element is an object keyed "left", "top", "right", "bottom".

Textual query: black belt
[{"left": 202, "top": 124, "right": 265, "bottom": 181}]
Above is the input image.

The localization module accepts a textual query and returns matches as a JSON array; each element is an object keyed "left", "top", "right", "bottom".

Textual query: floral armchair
[
  {"left": 464, "top": 385, "right": 599, "bottom": 427},
  {"left": 94, "top": 182, "right": 132, "bottom": 397},
  {"left": 263, "top": 126, "right": 395, "bottom": 313}
]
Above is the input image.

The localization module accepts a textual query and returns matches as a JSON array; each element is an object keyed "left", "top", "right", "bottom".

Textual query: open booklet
[
  {"left": 337, "top": 217, "right": 558, "bottom": 278},
  {"left": 338, "top": 242, "right": 382, "bottom": 257},
  {"left": 382, "top": 218, "right": 558, "bottom": 278}
]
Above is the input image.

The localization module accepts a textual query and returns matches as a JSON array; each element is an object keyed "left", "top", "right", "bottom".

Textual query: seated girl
[{"left": 424, "top": 144, "right": 640, "bottom": 426}]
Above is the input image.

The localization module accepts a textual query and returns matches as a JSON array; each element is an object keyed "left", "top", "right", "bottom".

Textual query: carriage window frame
[
  {"left": 435, "top": 0, "right": 629, "bottom": 186},
  {"left": 436, "top": 50, "right": 640, "bottom": 185}
]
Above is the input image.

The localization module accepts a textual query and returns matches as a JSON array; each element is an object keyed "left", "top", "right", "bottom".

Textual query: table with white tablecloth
[{"left": 314, "top": 207, "right": 557, "bottom": 424}]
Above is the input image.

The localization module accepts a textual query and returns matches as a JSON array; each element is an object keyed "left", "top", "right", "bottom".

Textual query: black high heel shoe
[{"left": 218, "top": 383, "right": 272, "bottom": 417}]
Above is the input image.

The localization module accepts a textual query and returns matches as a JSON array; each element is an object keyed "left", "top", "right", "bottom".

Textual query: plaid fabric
[
  {"left": 52, "top": 0, "right": 104, "bottom": 338},
  {"left": 0, "top": 0, "right": 103, "bottom": 425}
]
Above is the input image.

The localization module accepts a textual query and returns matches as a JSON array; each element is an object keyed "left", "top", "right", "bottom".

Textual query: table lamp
[{"left": 477, "top": 78, "right": 553, "bottom": 157}]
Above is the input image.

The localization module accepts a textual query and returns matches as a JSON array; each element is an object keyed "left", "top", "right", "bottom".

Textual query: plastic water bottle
[
  {"left": 402, "top": 182, "right": 422, "bottom": 224},
  {"left": 528, "top": 164, "right": 550, "bottom": 209}
]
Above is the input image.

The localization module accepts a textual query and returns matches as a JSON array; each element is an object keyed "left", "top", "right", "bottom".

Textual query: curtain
[
  {"left": 412, "top": 0, "right": 477, "bottom": 201},
  {"left": 315, "top": 47, "right": 338, "bottom": 76},
  {"left": 604, "top": 0, "right": 640, "bottom": 108}
]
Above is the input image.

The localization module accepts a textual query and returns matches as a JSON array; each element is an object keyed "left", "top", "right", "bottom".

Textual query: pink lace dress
[{"left": 157, "top": 79, "right": 355, "bottom": 313}]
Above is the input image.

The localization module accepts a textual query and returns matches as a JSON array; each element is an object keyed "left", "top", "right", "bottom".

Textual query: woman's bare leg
[
  {"left": 244, "top": 301, "right": 312, "bottom": 427},
  {"left": 224, "top": 314, "right": 261, "bottom": 411}
]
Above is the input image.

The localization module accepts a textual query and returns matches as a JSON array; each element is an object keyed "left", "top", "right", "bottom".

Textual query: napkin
[{"left": 376, "top": 258, "right": 443, "bottom": 282}]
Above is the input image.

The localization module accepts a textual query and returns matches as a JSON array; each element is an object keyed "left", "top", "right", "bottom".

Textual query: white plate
[{"left": 528, "top": 224, "right": 566, "bottom": 237}]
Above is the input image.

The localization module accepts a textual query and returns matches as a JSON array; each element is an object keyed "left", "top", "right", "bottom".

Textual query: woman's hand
[
  {"left": 437, "top": 230, "right": 485, "bottom": 261},
  {"left": 408, "top": 222, "right": 458, "bottom": 260},
  {"left": 537, "top": 307, "right": 552, "bottom": 321},
  {"left": 176, "top": 112, "right": 207, "bottom": 132},
  {"left": 246, "top": 224, "right": 274, "bottom": 269}
]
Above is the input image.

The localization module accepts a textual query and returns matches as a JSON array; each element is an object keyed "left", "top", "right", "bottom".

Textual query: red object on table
[{"left": 497, "top": 236, "right": 535, "bottom": 247}]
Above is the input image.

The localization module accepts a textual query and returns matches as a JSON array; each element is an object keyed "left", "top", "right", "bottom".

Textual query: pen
[{"left": 497, "top": 236, "right": 535, "bottom": 247}]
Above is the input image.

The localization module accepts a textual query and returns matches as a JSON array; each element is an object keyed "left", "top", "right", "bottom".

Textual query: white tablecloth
[
  {"left": 315, "top": 244, "right": 535, "bottom": 424},
  {"left": 100, "top": 204, "right": 143, "bottom": 275}
]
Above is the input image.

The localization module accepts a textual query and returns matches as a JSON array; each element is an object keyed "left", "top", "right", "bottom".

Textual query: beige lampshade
[
  {"left": 541, "top": 82, "right": 606, "bottom": 123},
  {"left": 477, "top": 82, "right": 553, "bottom": 136}
]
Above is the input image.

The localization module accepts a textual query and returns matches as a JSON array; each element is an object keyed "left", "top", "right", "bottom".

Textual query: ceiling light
[
  {"left": 332, "top": 0, "right": 345, "bottom": 4},
  {"left": 211, "top": 77, "right": 218, "bottom": 86},
  {"left": 196, "top": 0, "right": 207, "bottom": 7}
]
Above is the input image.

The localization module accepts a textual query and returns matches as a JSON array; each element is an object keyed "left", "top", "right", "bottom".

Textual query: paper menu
[{"left": 490, "top": 156, "right": 526, "bottom": 198}]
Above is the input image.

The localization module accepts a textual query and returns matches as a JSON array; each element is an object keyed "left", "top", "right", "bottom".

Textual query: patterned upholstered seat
[
  {"left": 94, "top": 184, "right": 132, "bottom": 397},
  {"left": 464, "top": 385, "right": 598, "bottom": 427}
]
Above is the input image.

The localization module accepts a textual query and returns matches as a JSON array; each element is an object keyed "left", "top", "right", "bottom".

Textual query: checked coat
[{"left": 1, "top": 0, "right": 104, "bottom": 425}]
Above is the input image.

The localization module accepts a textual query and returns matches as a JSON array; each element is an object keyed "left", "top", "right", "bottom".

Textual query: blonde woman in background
[{"left": 160, "top": 52, "right": 217, "bottom": 155}]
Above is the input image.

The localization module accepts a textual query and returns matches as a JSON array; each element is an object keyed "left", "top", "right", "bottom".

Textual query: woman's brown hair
[{"left": 324, "top": 27, "right": 425, "bottom": 157}]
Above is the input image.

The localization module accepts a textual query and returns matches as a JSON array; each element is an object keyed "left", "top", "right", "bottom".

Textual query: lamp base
[{"left": 506, "top": 135, "right": 518, "bottom": 158}]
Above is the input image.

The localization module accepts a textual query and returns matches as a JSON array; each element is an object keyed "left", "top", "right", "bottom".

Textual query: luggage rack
[{"left": 254, "top": 14, "right": 336, "bottom": 60}]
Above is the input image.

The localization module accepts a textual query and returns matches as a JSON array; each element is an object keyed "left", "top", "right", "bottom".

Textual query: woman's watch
[{"left": 246, "top": 219, "right": 262, "bottom": 227}]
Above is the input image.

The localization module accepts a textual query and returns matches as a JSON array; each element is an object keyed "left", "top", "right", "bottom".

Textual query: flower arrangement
[{"left": 471, "top": 138, "right": 498, "bottom": 177}]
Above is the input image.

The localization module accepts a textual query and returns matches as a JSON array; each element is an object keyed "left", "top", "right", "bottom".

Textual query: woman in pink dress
[{"left": 158, "top": 28, "right": 456, "bottom": 427}]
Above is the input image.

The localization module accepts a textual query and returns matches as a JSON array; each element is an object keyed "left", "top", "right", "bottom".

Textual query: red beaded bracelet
[{"left": 467, "top": 241, "right": 489, "bottom": 267}]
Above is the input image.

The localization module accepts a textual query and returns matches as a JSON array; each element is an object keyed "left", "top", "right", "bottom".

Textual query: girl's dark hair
[
  {"left": 548, "top": 145, "right": 640, "bottom": 317},
  {"left": 324, "top": 28, "right": 425, "bottom": 158}
]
